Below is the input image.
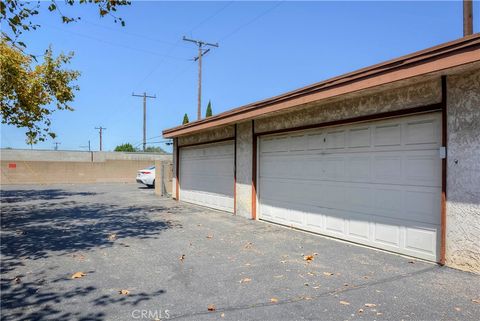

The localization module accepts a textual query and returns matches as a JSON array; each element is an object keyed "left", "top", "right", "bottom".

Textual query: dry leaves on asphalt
[
  {"left": 339, "top": 301, "right": 350, "bottom": 305},
  {"left": 240, "top": 278, "right": 252, "bottom": 283},
  {"left": 323, "top": 272, "right": 334, "bottom": 276},
  {"left": 71, "top": 272, "right": 86, "bottom": 279},
  {"left": 206, "top": 235, "right": 213, "bottom": 239},
  {"left": 358, "top": 308, "right": 364, "bottom": 314},
  {"left": 119, "top": 289, "right": 130, "bottom": 295},
  {"left": 207, "top": 304, "right": 216, "bottom": 311},
  {"left": 179, "top": 254, "right": 185, "bottom": 262},
  {"left": 107, "top": 233, "right": 117, "bottom": 241},
  {"left": 244, "top": 242, "right": 254, "bottom": 249},
  {"left": 270, "top": 298, "right": 279, "bottom": 303},
  {"left": 472, "top": 299, "right": 480, "bottom": 304},
  {"left": 365, "top": 303, "right": 377, "bottom": 308},
  {"left": 304, "top": 255, "right": 314, "bottom": 262}
]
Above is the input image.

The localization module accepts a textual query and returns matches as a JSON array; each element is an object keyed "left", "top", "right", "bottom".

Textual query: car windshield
[{"left": 147, "top": 166, "right": 155, "bottom": 170}]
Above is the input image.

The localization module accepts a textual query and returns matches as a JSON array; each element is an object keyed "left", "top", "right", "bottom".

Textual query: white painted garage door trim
[
  {"left": 257, "top": 112, "right": 442, "bottom": 261},
  {"left": 179, "top": 140, "right": 235, "bottom": 213}
]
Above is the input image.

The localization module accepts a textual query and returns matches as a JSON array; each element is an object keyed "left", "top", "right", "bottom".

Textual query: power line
[
  {"left": 95, "top": 126, "right": 106, "bottom": 151},
  {"left": 133, "top": 2, "right": 233, "bottom": 89},
  {"left": 220, "top": 1, "right": 283, "bottom": 42},
  {"left": 43, "top": 24, "right": 186, "bottom": 60},
  {"left": 183, "top": 36, "right": 219, "bottom": 120},
  {"left": 132, "top": 92, "right": 156, "bottom": 151},
  {"left": 81, "top": 19, "right": 179, "bottom": 47}
]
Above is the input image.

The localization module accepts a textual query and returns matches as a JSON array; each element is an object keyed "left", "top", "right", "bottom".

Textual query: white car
[{"left": 136, "top": 166, "right": 155, "bottom": 188}]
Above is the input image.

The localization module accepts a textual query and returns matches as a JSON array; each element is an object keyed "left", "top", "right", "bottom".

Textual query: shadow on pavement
[{"left": 0, "top": 187, "right": 174, "bottom": 321}]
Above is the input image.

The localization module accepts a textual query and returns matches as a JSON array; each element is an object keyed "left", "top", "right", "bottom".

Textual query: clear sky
[{"left": 1, "top": 1, "right": 478, "bottom": 152}]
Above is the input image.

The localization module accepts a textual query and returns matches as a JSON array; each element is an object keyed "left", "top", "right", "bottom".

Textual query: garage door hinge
[{"left": 439, "top": 146, "right": 447, "bottom": 159}]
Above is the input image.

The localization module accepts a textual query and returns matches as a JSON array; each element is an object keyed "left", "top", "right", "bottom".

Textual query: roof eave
[{"left": 163, "top": 34, "right": 480, "bottom": 138}]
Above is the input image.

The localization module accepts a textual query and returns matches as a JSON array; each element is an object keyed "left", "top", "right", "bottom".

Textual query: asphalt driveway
[{"left": 1, "top": 184, "right": 479, "bottom": 321}]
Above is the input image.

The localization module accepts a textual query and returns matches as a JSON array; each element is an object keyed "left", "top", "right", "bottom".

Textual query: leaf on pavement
[
  {"left": 323, "top": 272, "right": 334, "bottom": 276},
  {"left": 270, "top": 298, "right": 278, "bottom": 303},
  {"left": 339, "top": 300, "right": 350, "bottom": 305},
  {"left": 119, "top": 289, "right": 130, "bottom": 295},
  {"left": 365, "top": 303, "right": 377, "bottom": 307},
  {"left": 304, "top": 255, "right": 314, "bottom": 262},
  {"left": 244, "top": 242, "right": 254, "bottom": 249},
  {"left": 71, "top": 272, "right": 86, "bottom": 279},
  {"left": 179, "top": 254, "right": 185, "bottom": 262},
  {"left": 72, "top": 253, "right": 85, "bottom": 261},
  {"left": 107, "top": 233, "right": 117, "bottom": 241},
  {"left": 206, "top": 235, "right": 213, "bottom": 239},
  {"left": 358, "top": 308, "right": 364, "bottom": 313},
  {"left": 207, "top": 304, "right": 216, "bottom": 311},
  {"left": 472, "top": 299, "right": 480, "bottom": 304},
  {"left": 240, "top": 278, "right": 251, "bottom": 283}
]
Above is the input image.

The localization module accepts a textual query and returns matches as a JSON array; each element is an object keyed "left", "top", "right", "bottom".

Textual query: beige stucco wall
[
  {"left": 254, "top": 78, "right": 442, "bottom": 133},
  {"left": 155, "top": 160, "right": 173, "bottom": 196},
  {"left": 177, "top": 126, "right": 234, "bottom": 146},
  {"left": 235, "top": 121, "right": 253, "bottom": 219},
  {"left": 445, "top": 69, "right": 480, "bottom": 273}
]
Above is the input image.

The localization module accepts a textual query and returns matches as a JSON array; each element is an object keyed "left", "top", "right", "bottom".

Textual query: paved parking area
[{"left": 1, "top": 183, "right": 479, "bottom": 321}]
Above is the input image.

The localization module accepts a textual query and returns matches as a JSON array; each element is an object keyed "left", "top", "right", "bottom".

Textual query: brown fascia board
[{"left": 163, "top": 34, "right": 480, "bottom": 138}]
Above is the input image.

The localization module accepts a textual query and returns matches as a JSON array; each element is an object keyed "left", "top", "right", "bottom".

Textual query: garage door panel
[
  {"left": 347, "top": 217, "right": 371, "bottom": 240},
  {"left": 180, "top": 141, "right": 234, "bottom": 212},
  {"left": 374, "top": 123, "right": 402, "bottom": 147},
  {"left": 405, "top": 225, "right": 438, "bottom": 255},
  {"left": 373, "top": 221, "right": 401, "bottom": 247},
  {"left": 348, "top": 127, "right": 371, "bottom": 148},
  {"left": 404, "top": 119, "right": 439, "bottom": 146},
  {"left": 258, "top": 113, "right": 441, "bottom": 261}
]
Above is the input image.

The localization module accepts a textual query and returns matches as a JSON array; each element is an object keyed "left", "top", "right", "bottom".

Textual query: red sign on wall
[{"left": 8, "top": 163, "right": 17, "bottom": 169}]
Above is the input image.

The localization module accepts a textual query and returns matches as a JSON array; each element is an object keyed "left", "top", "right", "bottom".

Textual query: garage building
[{"left": 163, "top": 35, "right": 480, "bottom": 273}]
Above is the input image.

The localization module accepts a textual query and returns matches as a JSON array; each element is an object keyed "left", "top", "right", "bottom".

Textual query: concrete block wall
[{"left": 0, "top": 150, "right": 173, "bottom": 185}]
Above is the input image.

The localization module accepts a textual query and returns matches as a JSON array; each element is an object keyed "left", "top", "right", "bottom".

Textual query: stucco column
[
  {"left": 445, "top": 69, "right": 480, "bottom": 274},
  {"left": 235, "top": 121, "right": 253, "bottom": 218}
]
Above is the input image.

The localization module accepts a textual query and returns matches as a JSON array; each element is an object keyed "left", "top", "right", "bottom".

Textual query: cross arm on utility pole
[
  {"left": 183, "top": 36, "right": 219, "bottom": 121},
  {"left": 182, "top": 36, "right": 219, "bottom": 48},
  {"left": 95, "top": 126, "right": 106, "bottom": 151}
]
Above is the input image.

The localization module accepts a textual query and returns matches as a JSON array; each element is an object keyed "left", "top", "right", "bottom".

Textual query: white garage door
[
  {"left": 258, "top": 113, "right": 442, "bottom": 261},
  {"left": 180, "top": 141, "right": 234, "bottom": 212}
]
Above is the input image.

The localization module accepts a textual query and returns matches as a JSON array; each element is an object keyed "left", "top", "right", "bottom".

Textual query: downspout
[{"left": 440, "top": 75, "right": 448, "bottom": 265}]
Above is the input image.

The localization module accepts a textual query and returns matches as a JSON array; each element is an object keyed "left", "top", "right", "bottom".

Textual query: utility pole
[
  {"left": 80, "top": 140, "right": 91, "bottom": 151},
  {"left": 53, "top": 142, "right": 61, "bottom": 150},
  {"left": 464, "top": 0, "right": 473, "bottom": 36},
  {"left": 95, "top": 127, "right": 106, "bottom": 151},
  {"left": 132, "top": 92, "right": 156, "bottom": 151},
  {"left": 183, "top": 36, "right": 219, "bottom": 120}
]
